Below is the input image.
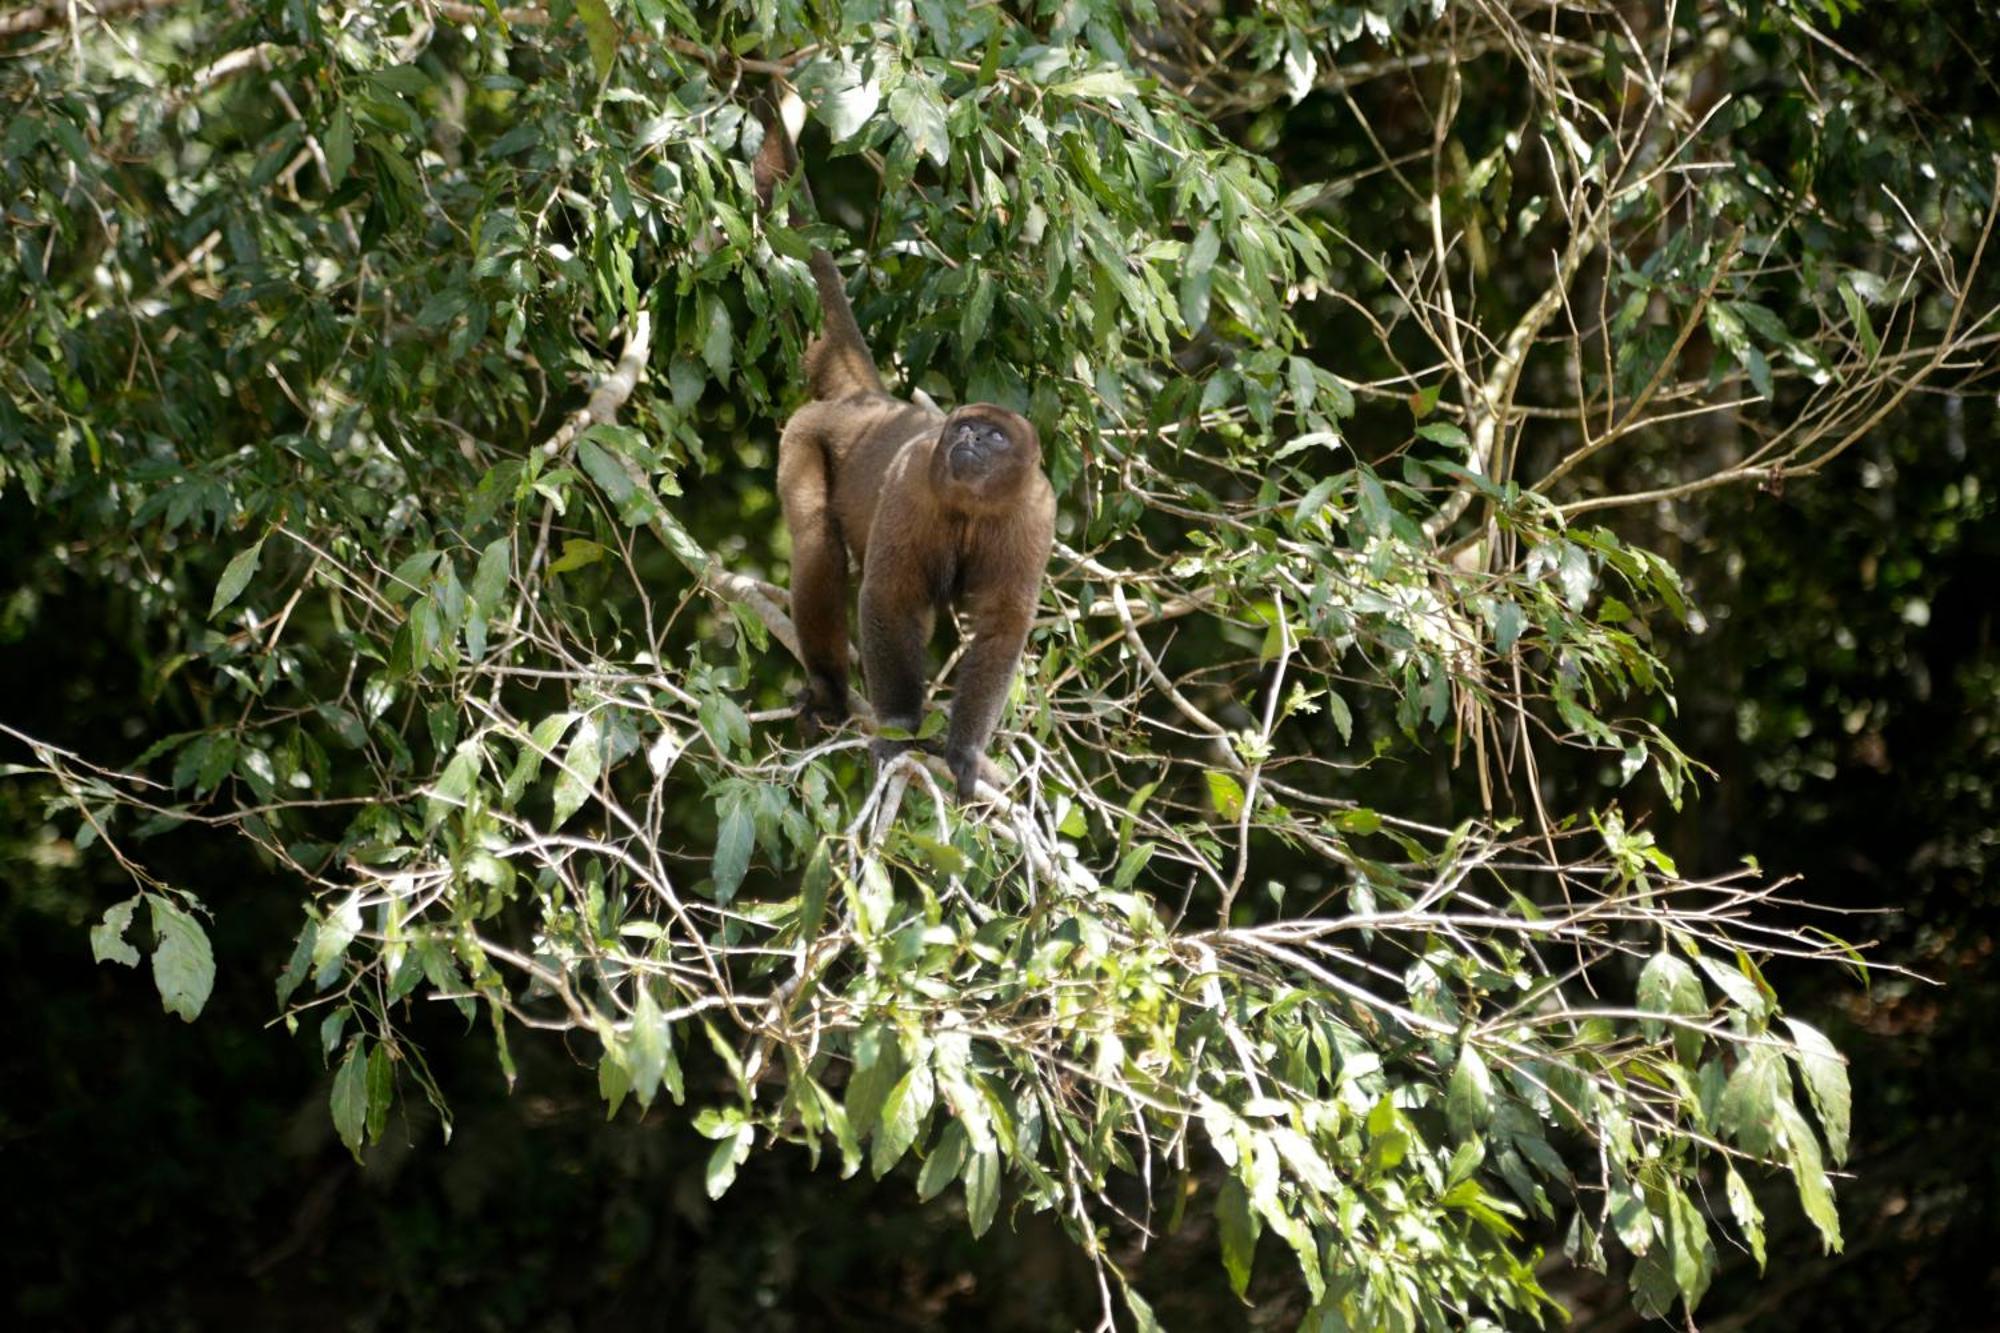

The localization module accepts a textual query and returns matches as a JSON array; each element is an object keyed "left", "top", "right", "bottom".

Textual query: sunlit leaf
[{"left": 146, "top": 894, "right": 213, "bottom": 1022}]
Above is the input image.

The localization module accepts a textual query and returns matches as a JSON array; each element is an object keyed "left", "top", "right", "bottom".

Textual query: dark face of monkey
[{"left": 933, "top": 407, "right": 1040, "bottom": 510}]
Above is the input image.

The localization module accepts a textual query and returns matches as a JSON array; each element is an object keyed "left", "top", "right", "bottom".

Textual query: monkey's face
[
  {"left": 946, "top": 419, "right": 1012, "bottom": 474},
  {"left": 934, "top": 406, "right": 1040, "bottom": 507}
]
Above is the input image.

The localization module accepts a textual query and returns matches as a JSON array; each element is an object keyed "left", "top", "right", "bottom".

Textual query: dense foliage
[{"left": 4, "top": 1, "right": 1995, "bottom": 1327}]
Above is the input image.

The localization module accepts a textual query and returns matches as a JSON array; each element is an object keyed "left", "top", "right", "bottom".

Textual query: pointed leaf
[
  {"left": 331, "top": 1039, "right": 368, "bottom": 1162},
  {"left": 1783, "top": 1017, "right": 1850, "bottom": 1164},
  {"left": 712, "top": 790, "right": 755, "bottom": 903},
  {"left": 1216, "top": 1173, "right": 1258, "bottom": 1299},
  {"left": 209, "top": 538, "right": 265, "bottom": 619},
  {"left": 871, "top": 1059, "right": 936, "bottom": 1177},
  {"left": 549, "top": 715, "right": 602, "bottom": 828},
  {"left": 964, "top": 1142, "right": 1000, "bottom": 1236},
  {"left": 1447, "top": 1044, "right": 1495, "bottom": 1139},
  {"left": 1637, "top": 952, "right": 1708, "bottom": 1065}
]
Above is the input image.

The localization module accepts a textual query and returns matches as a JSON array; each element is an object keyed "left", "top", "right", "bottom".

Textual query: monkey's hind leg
[{"left": 777, "top": 423, "right": 853, "bottom": 736}]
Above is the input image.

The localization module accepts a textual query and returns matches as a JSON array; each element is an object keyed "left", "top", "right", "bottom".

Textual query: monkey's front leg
[
  {"left": 942, "top": 605, "right": 1032, "bottom": 800},
  {"left": 858, "top": 561, "right": 935, "bottom": 773}
]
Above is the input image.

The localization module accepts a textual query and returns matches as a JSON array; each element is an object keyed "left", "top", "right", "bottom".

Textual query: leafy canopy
[{"left": 8, "top": 0, "right": 1990, "bottom": 1326}]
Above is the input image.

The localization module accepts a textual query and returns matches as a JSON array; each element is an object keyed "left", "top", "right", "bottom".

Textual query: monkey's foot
[
  {"left": 942, "top": 746, "right": 1007, "bottom": 802},
  {"left": 796, "top": 689, "right": 850, "bottom": 741}
]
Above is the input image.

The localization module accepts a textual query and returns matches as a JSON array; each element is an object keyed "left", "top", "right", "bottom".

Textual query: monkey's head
[{"left": 931, "top": 405, "right": 1042, "bottom": 511}]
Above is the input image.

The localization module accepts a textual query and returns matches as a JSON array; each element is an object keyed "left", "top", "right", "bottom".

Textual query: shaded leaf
[
  {"left": 209, "top": 538, "right": 264, "bottom": 619},
  {"left": 331, "top": 1039, "right": 368, "bottom": 1162}
]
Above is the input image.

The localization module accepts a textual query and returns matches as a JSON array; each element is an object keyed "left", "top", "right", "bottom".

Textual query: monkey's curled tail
[{"left": 752, "top": 92, "right": 887, "bottom": 403}]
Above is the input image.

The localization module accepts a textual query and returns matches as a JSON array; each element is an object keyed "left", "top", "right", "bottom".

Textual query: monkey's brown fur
[{"left": 754, "top": 100, "right": 1055, "bottom": 799}]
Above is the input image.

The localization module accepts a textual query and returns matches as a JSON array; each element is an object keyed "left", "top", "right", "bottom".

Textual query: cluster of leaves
[{"left": 12, "top": 0, "right": 1989, "bottom": 1326}]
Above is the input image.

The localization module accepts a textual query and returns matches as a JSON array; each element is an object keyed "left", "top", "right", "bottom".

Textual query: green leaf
[
  {"left": 331, "top": 1039, "right": 369, "bottom": 1162},
  {"left": 365, "top": 1040, "right": 394, "bottom": 1142},
  {"left": 1610, "top": 1180, "right": 1653, "bottom": 1254},
  {"left": 712, "top": 790, "right": 755, "bottom": 903},
  {"left": 889, "top": 81, "right": 949, "bottom": 166},
  {"left": 146, "top": 893, "right": 214, "bottom": 1022},
  {"left": 1336, "top": 807, "right": 1379, "bottom": 836},
  {"left": 547, "top": 538, "right": 607, "bottom": 576},
  {"left": 506, "top": 712, "right": 574, "bottom": 805},
  {"left": 470, "top": 536, "right": 511, "bottom": 611},
  {"left": 629, "top": 985, "right": 669, "bottom": 1108},
  {"left": 1776, "top": 1099, "right": 1843, "bottom": 1253},
  {"left": 1415, "top": 421, "right": 1470, "bottom": 449},
  {"left": 1326, "top": 691, "right": 1354, "bottom": 744},
  {"left": 817, "top": 68, "right": 880, "bottom": 142},
  {"left": 549, "top": 715, "right": 602, "bottom": 829},
  {"left": 90, "top": 895, "right": 142, "bottom": 967},
  {"left": 844, "top": 1023, "right": 899, "bottom": 1139},
  {"left": 1724, "top": 1167, "right": 1766, "bottom": 1272},
  {"left": 1206, "top": 770, "right": 1245, "bottom": 820},
  {"left": 1718, "top": 1045, "right": 1789, "bottom": 1156},
  {"left": 426, "top": 744, "right": 480, "bottom": 831},
  {"left": 906, "top": 831, "right": 966, "bottom": 874},
  {"left": 1216, "top": 1173, "right": 1259, "bottom": 1299},
  {"left": 324, "top": 106, "right": 354, "bottom": 188},
  {"left": 1179, "top": 222, "right": 1219, "bottom": 331},
  {"left": 598, "top": 1042, "right": 631, "bottom": 1120},
  {"left": 917, "top": 1119, "right": 969, "bottom": 1201},
  {"left": 959, "top": 272, "right": 995, "bottom": 351},
  {"left": 274, "top": 921, "right": 317, "bottom": 1006},
  {"left": 706, "top": 1124, "right": 753, "bottom": 1200},
  {"left": 1666, "top": 1181, "right": 1713, "bottom": 1311},
  {"left": 1121, "top": 1284, "right": 1162, "bottom": 1333},
  {"left": 1051, "top": 69, "right": 1137, "bottom": 102},
  {"left": 846, "top": 859, "right": 895, "bottom": 940},
  {"left": 209, "top": 538, "right": 265, "bottom": 619},
  {"left": 1838, "top": 278, "right": 1879, "bottom": 359},
  {"left": 798, "top": 840, "right": 833, "bottom": 938},
  {"left": 573, "top": 0, "right": 619, "bottom": 80},
  {"left": 1637, "top": 952, "right": 1707, "bottom": 1065},
  {"left": 1783, "top": 1017, "right": 1850, "bottom": 1164},
  {"left": 963, "top": 1142, "right": 1000, "bottom": 1237},
  {"left": 1447, "top": 1044, "right": 1495, "bottom": 1139},
  {"left": 871, "top": 1059, "right": 936, "bottom": 1177},
  {"left": 1697, "top": 952, "right": 1771, "bottom": 1021},
  {"left": 702, "top": 297, "right": 733, "bottom": 381}
]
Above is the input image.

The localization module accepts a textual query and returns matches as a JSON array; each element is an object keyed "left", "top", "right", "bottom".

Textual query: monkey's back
[{"left": 800, "top": 393, "right": 945, "bottom": 564}]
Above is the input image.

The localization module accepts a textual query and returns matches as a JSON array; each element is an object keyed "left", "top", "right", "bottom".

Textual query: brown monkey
[{"left": 754, "top": 96, "right": 1054, "bottom": 799}]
